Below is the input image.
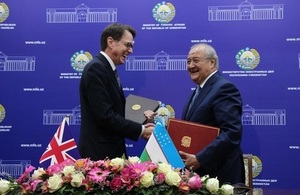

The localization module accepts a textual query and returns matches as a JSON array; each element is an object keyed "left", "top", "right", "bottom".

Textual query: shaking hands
[{"left": 141, "top": 110, "right": 158, "bottom": 140}]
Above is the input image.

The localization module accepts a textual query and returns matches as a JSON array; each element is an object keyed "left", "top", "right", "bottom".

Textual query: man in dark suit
[
  {"left": 179, "top": 43, "right": 245, "bottom": 185},
  {"left": 79, "top": 23, "right": 154, "bottom": 161}
]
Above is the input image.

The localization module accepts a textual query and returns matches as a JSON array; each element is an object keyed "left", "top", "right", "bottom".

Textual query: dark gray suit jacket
[
  {"left": 182, "top": 71, "right": 245, "bottom": 185},
  {"left": 79, "top": 53, "right": 141, "bottom": 160}
]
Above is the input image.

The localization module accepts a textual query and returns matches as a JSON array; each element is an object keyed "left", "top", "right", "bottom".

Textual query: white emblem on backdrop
[
  {"left": 141, "top": 1, "right": 186, "bottom": 31},
  {"left": 236, "top": 48, "right": 260, "bottom": 70},
  {"left": 222, "top": 47, "right": 275, "bottom": 78},
  {"left": 152, "top": 1, "right": 175, "bottom": 23},
  {"left": 0, "top": 2, "right": 9, "bottom": 23},
  {"left": 70, "top": 50, "right": 93, "bottom": 72},
  {"left": 154, "top": 103, "right": 175, "bottom": 126},
  {"left": 0, "top": 104, "right": 5, "bottom": 123},
  {"left": 59, "top": 50, "right": 92, "bottom": 79}
]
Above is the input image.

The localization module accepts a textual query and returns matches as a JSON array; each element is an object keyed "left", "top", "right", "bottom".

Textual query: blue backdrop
[{"left": 0, "top": 0, "right": 299, "bottom": 190}]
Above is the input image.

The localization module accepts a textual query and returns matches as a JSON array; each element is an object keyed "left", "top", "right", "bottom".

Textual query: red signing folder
[{"left": 167, "top": 118, "right": 220, "bottom": 154}]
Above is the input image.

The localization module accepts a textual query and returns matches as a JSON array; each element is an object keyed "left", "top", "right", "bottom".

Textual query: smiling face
[
  {"left": 106, "top": 30, "right": 134, "bottom": 65},
  {"left": 187, "top": 45, "right": 217, "bottom": 85}
]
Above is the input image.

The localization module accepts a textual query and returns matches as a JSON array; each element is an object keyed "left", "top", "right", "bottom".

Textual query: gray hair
[{"left": 191, "top": 43, "right": 219, "bottom": 69}]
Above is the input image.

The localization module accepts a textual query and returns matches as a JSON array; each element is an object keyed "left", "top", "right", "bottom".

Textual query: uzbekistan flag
[{"left": 140, "top": 118, "right": 185, "bottom": 169}]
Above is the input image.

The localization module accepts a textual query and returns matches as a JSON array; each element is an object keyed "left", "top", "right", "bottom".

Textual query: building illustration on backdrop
[
  {"left": 46, "top": 3, "right": 117, "bottom": 23},
  {"left": 125, "top": 51, "right": 186, "bottom": 71},
  {"left": 0, "top": 52, "right": 35, "bottom": 71},
  {"left": 242, "top": 104, "right": 286, "bottom": 125},
  {"left": 0, "top": 160, "right": 31, "bottom": 179},
  {"left": 43, "top": 106, "right": 81, "bottom": 125},
  {"left": 208, "top": 0, "right": 284, "bottom": 21},
  {"left": 43, "top": 105, "right": 286, "bottom": 126}
]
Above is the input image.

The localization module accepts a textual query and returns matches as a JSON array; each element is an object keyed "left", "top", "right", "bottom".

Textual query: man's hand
[
  {"left": 144, "top": 110, "right": 157, "bottom": 123},
  {"left": 179, "top": 151, "right": 200, "bottom": 170},
  {"left": 141, "top": 123, "right": 155, "bottom": 140}
]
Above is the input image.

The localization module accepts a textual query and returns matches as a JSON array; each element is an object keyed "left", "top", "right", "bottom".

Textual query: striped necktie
[{"left": 187, "top": 86, "right": 201, "bottom": 115}]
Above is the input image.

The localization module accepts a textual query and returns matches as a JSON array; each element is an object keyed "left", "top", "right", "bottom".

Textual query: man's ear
[
  {"left": 107, "top": 36, "right": 114, "bottom": 49},
  {"left": 209, "top": 58, "right": 216, "bottom": 68}
]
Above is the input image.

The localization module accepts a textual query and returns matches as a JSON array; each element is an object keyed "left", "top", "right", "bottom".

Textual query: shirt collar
[
  {"left": 100, "top": 51, "right": 116, "bottom": 71},
  {"left": 199, "top": 70, "right": 218, "bottom": 88}
]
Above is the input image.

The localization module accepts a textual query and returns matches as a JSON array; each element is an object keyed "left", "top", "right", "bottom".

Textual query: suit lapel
[
  {"left": 186, "top": 88, "right": 207, "bottom": 119},
  {"left": 95, "top": 53, "right": 125, "bottom": 102},
  {"left": 183, "top": 89, "right": 198, "bottom": 120},
  {"left": 184, "top": 71, "right": 221, "bottom": 120}
]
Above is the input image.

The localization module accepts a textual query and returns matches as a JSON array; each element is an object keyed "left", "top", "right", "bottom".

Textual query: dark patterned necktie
[
  {"left": 187, "top": 86, "right": 201, "bottom": 116},
  {"left": 114, "top": 70, "right": 121, "bottom": 88}
]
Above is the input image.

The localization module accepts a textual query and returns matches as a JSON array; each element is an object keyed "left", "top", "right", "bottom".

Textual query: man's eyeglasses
[{"left": 120, "top": 41, "right": 134, "bottom": 49}]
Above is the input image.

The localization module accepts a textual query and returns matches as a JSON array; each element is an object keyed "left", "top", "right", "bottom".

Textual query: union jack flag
[{"left": 39, "top": 116, "right": 80, "bottom": 166}]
